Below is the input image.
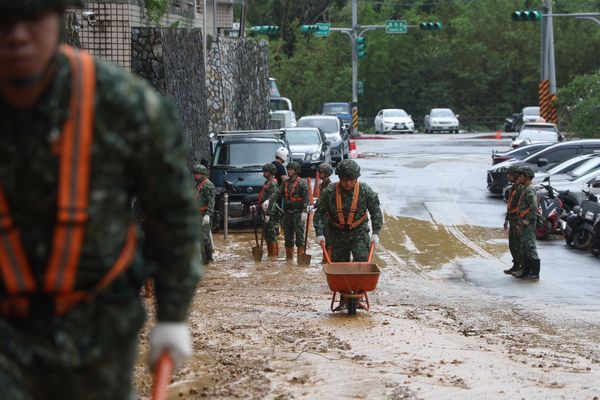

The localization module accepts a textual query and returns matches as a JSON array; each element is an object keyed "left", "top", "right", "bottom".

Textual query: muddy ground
[{"left": 134, "top": 216, "right": 600, "bottom": 399}]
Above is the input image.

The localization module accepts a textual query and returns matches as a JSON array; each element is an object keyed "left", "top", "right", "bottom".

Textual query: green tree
[{"left": 556, "top": 70, "right": 600, "bottom": 138}]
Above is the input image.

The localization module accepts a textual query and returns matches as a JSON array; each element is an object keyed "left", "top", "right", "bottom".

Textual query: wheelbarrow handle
[
  {"left": 319, "top": 241, "right": 332, "bottom": 264},
  {"left": 368, "top": 241, "right": 376, "bottom": 263},
  {"left": 151, "top": 352, "right": 174, "bottom": 400}
]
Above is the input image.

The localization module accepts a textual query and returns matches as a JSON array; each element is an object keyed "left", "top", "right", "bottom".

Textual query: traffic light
[
  {"left": 419, "top": 21, "right": 443, "bottom": 30},
  {"left": 300, "top": 25, "right": 319, "bottom": 33},
  {"left": 248, "top": 25, "right": 280, "bottom": 35},
  {"left": 356, "top": 36, "right": 367, "bottom": 59},
  {"left": 511, "top": 10, "right": 542, "bottom": 21}
]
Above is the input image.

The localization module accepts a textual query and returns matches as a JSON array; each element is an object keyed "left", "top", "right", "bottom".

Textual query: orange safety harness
[
  {"left": 195, "top": 179, "right": 209, "bottom": 213},
  {"left": 284, "top": 179, "right": 303, "bottom": 202},
  {"left": 328, "top": 181, "right": 367, "bottom": 231},
  {"left": 0, "top": 46, "right": 137, "bottom": 317},
  {"left": 516, "top": 185, "right": 533, "bottom": 219},
  {"left": 258, "top": 178, "right": 276, "bottom": 204}
]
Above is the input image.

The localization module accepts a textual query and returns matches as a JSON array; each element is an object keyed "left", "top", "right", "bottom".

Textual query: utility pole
[{"left": 539, "top": 0, "right": 557, "bottom": 123}]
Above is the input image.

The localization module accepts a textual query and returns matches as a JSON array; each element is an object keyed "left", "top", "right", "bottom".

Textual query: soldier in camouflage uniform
[
  {"left": 258, "top": 163, "right": 280, "bottom": 258},
  {"left": 193, "top": 164, "right": 215, "bottom": 264},
  {"left": 503, "top": 165, "right": 523, "bottom": 275},
  {"left": 314, "top": 160, "right": 383, "bottom": 262},
  {"left": 316, "top": 163, "right": 335, "bottom": 258},
  {"left": 0, "top": 1, "right": 201, "bottom": 398},
  {"left": 267, "top": 161, "right": 309, "bottom": 260},
  {"left": 513, "top": 166, "right": 541, "bottom": 280}
]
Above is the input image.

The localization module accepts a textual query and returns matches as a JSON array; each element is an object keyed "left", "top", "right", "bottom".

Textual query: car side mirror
[
  {"left": 456, "top": 114, "right": 460, "bottom": 118},
  {"left": 537, "top": 158, "right": 548, "bottom": 167}
]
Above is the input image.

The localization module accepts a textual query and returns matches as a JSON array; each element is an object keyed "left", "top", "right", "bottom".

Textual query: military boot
[
  {"left": 513, "top": 258, "right": 531, "bottom": 278},
  {"left": 503, "top": 261, "right": 520, "bottom": 275},
  {"left": 266, "top": 241, "right": 274, "bottom": 257},
  {"left": 527, "top": 259, "right": 540, "bottom": 280},
  {"left": 274, "top": 242, "right": 280, "bottom": 257},
  {"left": 285, "top": 247, "right": 294, "bottom": 260}
]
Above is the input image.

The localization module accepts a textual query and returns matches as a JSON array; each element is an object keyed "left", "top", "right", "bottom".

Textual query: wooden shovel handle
[
  {"left": 319, "top": 241, "right": 332, "bottom": 264},
  {"left": 367, "top": 241, "right": 376, "bottom": 263},
  {"left": 151, "top": 352, "right": 174, "bottom": 400}
]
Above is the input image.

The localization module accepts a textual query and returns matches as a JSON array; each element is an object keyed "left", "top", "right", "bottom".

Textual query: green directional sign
[
  {"left": 315, "top": 22, "right": 331, "bottom": 37},
  {"left": 386, "top": 20, "right": 407, "bottom": 34}
]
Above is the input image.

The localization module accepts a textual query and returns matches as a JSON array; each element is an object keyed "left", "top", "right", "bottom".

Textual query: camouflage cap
[
  {"left": 507, "top": 165, "right": 521, "bottom": 176},
  {"left": 336, "top": 159, "right": 361, "bottom": 179},
  {"left": 0, "top": 0, "right": 84, "bottom": 20},
  {"left": 262, "top": 163, "right": 277, "bottom": 175},
  {"left": 287, "top": 161, "right": 301, "bottom": 172},
  {"left": 317, "top": 162, "right": 333, "bottom": 177},
  {"left": 519, "top": 166, "right": 535, "bottom": 178},
  {"left": 192, "top": 163, "right": 209, "bottom": 176}
]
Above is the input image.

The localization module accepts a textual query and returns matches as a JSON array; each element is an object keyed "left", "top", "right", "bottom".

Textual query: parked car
[
  {"left": 374, "top": 108, "right": 414, "bottom": 134},
  {"left": 545, "top": 169, "right": 600, "bottom": 208},
  {"left": 504, "top": 106, "right": 541, "bottom": 132},
  {"left": 322, "top": 102, "right": 352, "bottom": 128},
  {"left": 284, "top": 127, "right": 332, "bottom": 177},
  {"left": 297, "top": 115, "right": 349, "bottom": 163},
  {"left": 487, "top": 139, "right": 600, "bottom": 194},
  {"left": 492, "top": 142, "right": 553, "bottom": 165},
  {"left": 533, "top": 153, "right": 600, "bottom": 184},
  {"left": 423, "top": 108, "right": 459, "bottom": 134},
  {"left": 511, "top": 122, "right": 561, "bottom": 148}
]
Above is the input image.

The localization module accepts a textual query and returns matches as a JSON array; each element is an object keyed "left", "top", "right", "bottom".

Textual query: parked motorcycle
[
  {"left": 589, "top": 214, "right": 600, "bottom": 257},
  {"left": 535, "top": 178, "right": 564, "bottom": 240},
  {"left": 564, "top": 189, "right": 600, "bottom": 249}
]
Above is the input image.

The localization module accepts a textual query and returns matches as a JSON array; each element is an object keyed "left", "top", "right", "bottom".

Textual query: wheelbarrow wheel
[{"left": 347, "top": 297, "right": 357, "bottom": 316}]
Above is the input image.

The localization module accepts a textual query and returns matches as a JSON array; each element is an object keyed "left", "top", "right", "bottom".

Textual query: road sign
[
  {"left": 357, "top": 80, "right": 364, "bottom": 95},
  {"left": 386, "top": 20, "right": 407, "bottom": 34},
  {"left": 315, "top": 23, "right": 331, "bottom": 37}
]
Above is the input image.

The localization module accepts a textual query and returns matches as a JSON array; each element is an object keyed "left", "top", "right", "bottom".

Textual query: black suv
[
  {"left": 487, "top": 139, "right": 600, "bottom": 194},
  {"left": 209, "top": 130, "right": 290, "bottom": 230}
]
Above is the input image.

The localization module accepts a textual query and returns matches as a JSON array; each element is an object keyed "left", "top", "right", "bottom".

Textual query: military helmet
[
  {"left": 520, "top": 166, "right": 535, "bottom": 178},
  {"left": 192, "top": 163, "right": 209, "bottom": 176},
  {"left": 507, "top": 165, "right": 521, "bottom": 176},
  {"left": 336, "top": 159, "right": 361, "bottom": 179},
  {"left": 0, "top": 0, "right": 84, "bottom": 20},
  {"left": 262, "top": 163, "right": 277, "bottom": 175},
  {"left": 287, "top": 161, "right": 301, "bottom": 172},
  {"left": 317, "top": 162, "right": 333, "bottom": 177}
]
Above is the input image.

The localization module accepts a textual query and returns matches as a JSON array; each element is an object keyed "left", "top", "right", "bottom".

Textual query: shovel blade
[
  {"left": 297, "top": 254, "right": 312, "bottom": 266},
  {"left": 252, "top": 246, "right": 263, "bottom": 261}
]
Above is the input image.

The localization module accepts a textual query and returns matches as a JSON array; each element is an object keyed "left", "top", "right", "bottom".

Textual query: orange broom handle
[
  {"left": 367, "top": 241, "right": 376, "bottom": 263},
  {"left": 151, "top": 352, "right": 174, "bottom": 400},
  {"left": 319, "top": 240, "right": 332, "bottom": 264},
  {"left": 307, "top": 176, "right": 314, "bottom": 204}
]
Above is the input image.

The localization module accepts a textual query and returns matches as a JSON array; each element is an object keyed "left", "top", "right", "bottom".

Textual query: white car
[
  {"left": 542, "top": 168, "right": 600, "bottom": 207},
  {"left": 512, "top": 122, "right": 560, "bottom": 148},
  {"left": 534, "top": 153, "right": 600, "bottom": 184},
  {"left": 374, "top": 108, "right": 414, "bottom": 134},
  {"left": 423, "top": 108, "right": 459, "bottom": 134}
]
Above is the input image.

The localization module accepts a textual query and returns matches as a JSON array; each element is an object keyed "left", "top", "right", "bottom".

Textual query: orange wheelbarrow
[{"left": 320, "top": 241, "right": 381, "bottom": 316}]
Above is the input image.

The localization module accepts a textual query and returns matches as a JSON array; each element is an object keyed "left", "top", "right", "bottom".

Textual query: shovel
[
  {"left": 251, "top": 208, "right": 264, "bottom": 261},
  {"left": 297, "top": 209, "right": 312, "bottom": 266},
  {"left": 151, "top": 352, "right": 174, "bottom": 400}
]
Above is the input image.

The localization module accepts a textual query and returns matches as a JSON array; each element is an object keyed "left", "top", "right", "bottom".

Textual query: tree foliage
[
  {"left": 251, "top": 0, "right": 600, "bottom": 135},
  {"left": 556, "top": 70, "right": 600, "bottom": 138}
]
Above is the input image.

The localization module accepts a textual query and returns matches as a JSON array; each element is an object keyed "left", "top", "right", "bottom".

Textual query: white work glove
[
  {"left": 262, "top": 200, "right": 270, "bottom": 212},
  {"left": 316, "top": 235, "right": 326, "bottom": 245},
  {"left": 301, "top": 212, "right": 308, "bottom": 223},
  {"left": 264, "top": 215, "right": 270, "bottom": 223},
  {"left": 202, "top": 214, "right": 210, "bottom": 225},
  {"left": 149, "top": 322, "right": 193, "bottom": 371},
  {"left": 370, "top": 234, "right": 380, "bottom": 245},
  {"left": 249, "top": 205, "right": 257, "bottom": 213},
  {"left": 306, "top": 205, "right": 313, "bottom": 213}
]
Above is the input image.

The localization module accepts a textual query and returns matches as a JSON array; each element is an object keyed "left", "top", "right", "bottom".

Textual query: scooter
[
  {"left": 588, "top": 214, "right": 600, "bottom": 257},
  {"left": 535, "top": 178, "right": 564, "bottom": 240},
  {"left": 564, "top": 189, "right": 600, "bottom": 249}
]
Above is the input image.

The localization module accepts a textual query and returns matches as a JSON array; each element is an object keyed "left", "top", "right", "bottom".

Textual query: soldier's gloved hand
[
  {"left": 306, "top": 205, "right": 313, "bottom": 213},
  {"left": 301, "top": 212, "right": 308, "bottom": 223},
  {"left": 370, "top": 234, "right": 380, "bottom": 245},
  {"left": 202, "top": 215, "right": 210, "bottom": 225},
  {"left": 262, "top": 200, "right": 270, "bottom": 212},
  {"left": 264, "top": 215, "right": 270, "bottom": 223},
  {"left": 316, "top": 235, "right": 326, "bottom": 245},
  {"left": 249, "top": 205, "right": 257, "bottom": 213},
  {"left": 149, "top": 322, "right": 193, "bottom": 371}
]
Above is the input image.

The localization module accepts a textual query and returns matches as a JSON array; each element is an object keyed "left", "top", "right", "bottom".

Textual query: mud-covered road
[{"left": 134, "top": 134, "right": 600, "bottom": 399}]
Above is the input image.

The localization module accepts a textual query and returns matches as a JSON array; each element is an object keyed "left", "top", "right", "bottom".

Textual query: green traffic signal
[
  {"left": 419, "top": 21, "right": 443, "bottom": 30},
  {"left": 300, "top": 25, "right": 319, "bottom": 33},
  {"left": 511, "top": 10, "right": 542, "bottom": 21},
  {"left": 356, "top": 36, "right": 367, "bottom": 59}
]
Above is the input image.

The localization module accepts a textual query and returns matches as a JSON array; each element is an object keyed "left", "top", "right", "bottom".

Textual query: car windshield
[
  {"left": 213, "top": 142, "right": 282, "bottom": 168},
  {"left": 546, "top": 157, "right": 589, "bottom": 175},
  {"left": 431, "top": 109, "right": 454, "bottom": 117},
  {"left": 298, "top": 118, "right": 338, "bottom": 133},
  {"left": 323, "top": 104, "right": 350, "bottom": 114},
  {"left": 523, "top": 106, "right": 540, "bottom": 116},
  {"left": 269, "top": 99, "right": 290, "bottom": 112},
  {"left": 287, "top": 130, "right": 321, "bottom": 145},
  {"left": 569, "top": 158, "right": 600, "bottom": 178},
  {"left": 383, "top": 110, "right": 408, "bottom": 118},
  {"left": 518, "top": 130, "right": 558, "bottom": 141}
]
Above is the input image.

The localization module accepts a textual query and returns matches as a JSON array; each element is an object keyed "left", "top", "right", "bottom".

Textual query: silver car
[
  {"left": 297, "top": 115, "right": 349, "bottom": 163},
  {"left": 423, "top": 108, "right": 459, "bottom": 134}
]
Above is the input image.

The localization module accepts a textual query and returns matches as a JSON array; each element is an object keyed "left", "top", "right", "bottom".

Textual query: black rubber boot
[
  {"left": 203, "top": 241, "right": 213, "bottom": 264},
  {"left": 504, "top": 262, "right": 519, "bottom": 275},
  {"left": 513, "top": 258, "right": 531, "bottom": 278},
  {"left": 527, "top": 259, "right": 540, "bottom": 280}
]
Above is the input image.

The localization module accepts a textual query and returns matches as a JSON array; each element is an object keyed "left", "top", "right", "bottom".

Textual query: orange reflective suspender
[
  {"left": 516, "top": 186, "right": 532, "bottom": 219},
  {"left": 195, "top": 180, "right": 209, "bottom": 213},
  {"left": 284, "top": 179, "right": 303, "bottom": 202},
  {"left": 258, "top": 178, "right": 276, "bottom": 204},
  {"left": 0, "top": 45, "right": 138, "bottom": 316},
  {"left": 329, "top": 181, "right": 367, "bottom": 230}
]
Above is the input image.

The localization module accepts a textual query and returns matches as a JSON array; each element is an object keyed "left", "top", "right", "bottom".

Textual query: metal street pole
[{"left": 351, "top": 0, "right": 358, "bottom": 136}]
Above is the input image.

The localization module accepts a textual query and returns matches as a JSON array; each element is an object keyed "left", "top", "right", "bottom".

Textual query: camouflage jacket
[
  {"left": 314, "top": 181, "right": 383, "bottom": 236},
  {"left": 269, "top": 176, "right": 309, "bottom": 214},
  {"left": 0, "top": 52, "right": 201, "bottom": 364},
  {"left": 517, "top": 183, "right": 538, "bottom": 225},
  {"left": 195, "top": 178, "right": 216, "bottom": 216},
  {"left": 259, "top": 178, "right": 278, "bottom": 215},
  {"left": 315, "top": 178, "right": 334, "bottom": 207},
  {"left": 505, "top": 183, "right": 522, "bottom": 221}
]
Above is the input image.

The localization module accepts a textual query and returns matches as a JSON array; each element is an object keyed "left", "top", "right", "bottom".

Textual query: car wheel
[{"left": 408, "top": 130, "right": 414, "bottom": 134}]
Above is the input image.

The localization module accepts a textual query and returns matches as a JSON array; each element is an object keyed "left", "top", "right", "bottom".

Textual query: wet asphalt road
[{"left": 353, "top": 132, "right": 600, "bottom": 326}]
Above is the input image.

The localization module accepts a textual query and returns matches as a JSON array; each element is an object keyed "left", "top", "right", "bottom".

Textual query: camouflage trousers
[
  {"left": 519, "top": 224, "right": 539, "bottom": 261},
  {"left": 264, "top": 218, "right": 279, "bottom": 243},
  {"left": 330, "top": 228, "right": 370, "bottom": 262},
  {"left": 282, "top": 213, "right": 305, "bottom": 248},
  {"left": 508, "top": 216, "right": 521, "bottom": 267}
]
